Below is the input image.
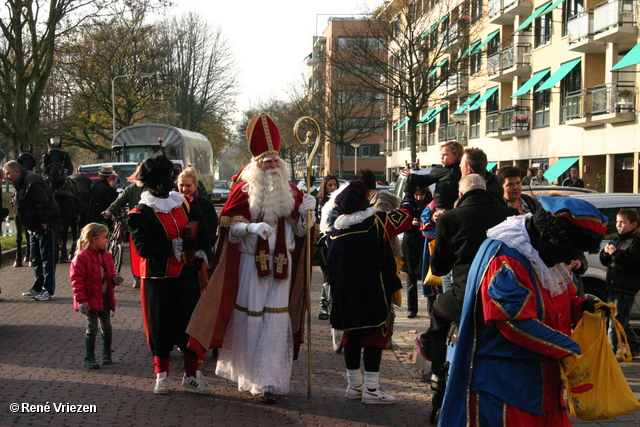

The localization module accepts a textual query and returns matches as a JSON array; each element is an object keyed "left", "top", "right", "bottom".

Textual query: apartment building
[
  {"left": 308, "top": 18, "right": 388, "bottom": 181},
  {"left": 382, "top": 0, "right": 640, "bottom": 192}
]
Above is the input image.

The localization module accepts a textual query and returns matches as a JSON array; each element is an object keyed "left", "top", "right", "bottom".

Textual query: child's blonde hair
[
  {"left": 77, "top": 223, "right": 109, "bottom": 252},
  {"left": 177, "top": 167, "right": 199, "bottom": 185},
  {"left": 439, "top": 140, "right": 465, "bottom": 162}
]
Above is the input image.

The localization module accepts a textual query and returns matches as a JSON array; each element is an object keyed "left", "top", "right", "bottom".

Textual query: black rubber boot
[
  {"left": 84, "top": 336, "right": 100, "bottom": 369},
  {"left": 102, "top": 332, "right": 112, "bottom": 365},
  {"left": 318, "top": 282, "right": 331, "bottom": 320}
]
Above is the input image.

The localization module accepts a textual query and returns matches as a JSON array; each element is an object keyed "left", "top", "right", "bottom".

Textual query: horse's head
[
  {"left": 47, "top": 162, "right": 67, "bottom": 190},
  {"left": 17, "top": 149, "right": 37, "bottom": 172}
]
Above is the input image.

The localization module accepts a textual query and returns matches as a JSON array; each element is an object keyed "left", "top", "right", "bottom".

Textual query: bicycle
[{"left": 107, "top": 214, "right": 127, "bottom": 273}]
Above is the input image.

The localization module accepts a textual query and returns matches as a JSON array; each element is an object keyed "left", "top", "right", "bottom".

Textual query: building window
[
  {"left": 470, "top": 0, "right": 483, "bottom": 23},
  {"left": 486, "top": 90, "right": 499, "bottom": 113},
  {"left": 428, "top": 120, "right": 436, "bottom": 145},
  {"left": 487, "top": 32, "right": 500, "bottom": 57},
  {"left": 337, "top": 36, "right": 385, "bottom": 51},
  {"left": 470, "top": 51, "right": 482, "bottom": 75},
  {"left": 562, "top": 0, "right": 584, "bottom": 37},
  {"left": 533, "top": 81, "right": 551, "bottom": 128},
  {"left": 560, "top": 62, "right": 582, "bottom": 123},
  {"left": 535, "top": 12, "right": 552, "bottom": 47},
  {"left": 361, "top": 146, "right": 371, "bottom": 157},
  {"left": 469, "top": 109, "right": 480, "bottom": 138}
]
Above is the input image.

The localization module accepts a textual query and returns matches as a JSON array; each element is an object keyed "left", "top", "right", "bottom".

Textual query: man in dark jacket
[
  {"left": 3, "top": 160, "right": 61, "bottom": 301},
  {"left": 422, "top": 174, "right": 518, "bottom": 407},
  {"left": 600, "top": 208, "right": 640, "bottom": 356},
  {"left": 459, "top": 147, "right": 503, "bottom": 203},
  {"left": 88, "top": 165, "right": 117, "bottom": 225}
]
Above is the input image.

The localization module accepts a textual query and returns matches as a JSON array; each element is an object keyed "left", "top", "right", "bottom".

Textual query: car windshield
[{"left": 214, "top": 181, "right": 229, "bottom": 189}]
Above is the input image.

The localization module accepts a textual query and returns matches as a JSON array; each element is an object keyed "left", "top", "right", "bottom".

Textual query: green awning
[
  {"left": 486, "top": 161, "right": 497, "bottom": 171},
  {"left": 468, "top": 87, "right": 499, "bottom": 111},
  {"left": 422, "top": 23, "right": 438, "bottom": 39},
  {"left": 394, "top": 117, "right": 410, "bottom": 130},
  {"left": 426, "top": 104, "right": 448, "bottom": 123},
  {"left": 536, "top": 58, "right": 582, "bottom": 92},
  {"left": 458, "top": 40, "right": 482, "bottom": 61},
  {"left": 514, "top": 1, "right": 552, "bottom": 33},
  {"left": 417, "top": 108, "right": 436, "bottom": 124},
  {"left": 544, "top": 157, "right": 579, "bottom": 183},
  {"left": 612, "top": 42, "right": 640, "bottom": 70},
  {"left": 427, "top": 58, "right": 449, "bottom": 77},
  {"left": 454, "top": 93, "right": 481, "bottom": 114},
  {"left": 511, "top": 69, "right": 551, "bottom": 98},
  {"left": 471, "top": 30, "right": 500, "bottom": 55}
]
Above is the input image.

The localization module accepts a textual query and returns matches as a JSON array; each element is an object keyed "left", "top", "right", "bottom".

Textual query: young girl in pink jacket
[{"left": 70, "top": 223, "right": 123, "bottom": 369}]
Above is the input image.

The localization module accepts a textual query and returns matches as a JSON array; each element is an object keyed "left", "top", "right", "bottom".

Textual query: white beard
[{"left": 244, "top": 160, "right": 295, "bottom": 226}]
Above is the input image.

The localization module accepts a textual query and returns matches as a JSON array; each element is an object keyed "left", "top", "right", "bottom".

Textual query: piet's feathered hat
[
  {"left": 136, "top": 152, "right": 174, "bottom": 195},
  {"left": 335, "top": 179, "right": 369, "bottom": 215},
  {"left": 247, "top": 113, "right": 280, "bottom": 160},
  {"left": 537, "top": 196, "right": 608, "bottom": 237}
]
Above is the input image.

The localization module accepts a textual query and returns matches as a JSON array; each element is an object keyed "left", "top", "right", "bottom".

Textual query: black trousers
[
  {"left": 144, "top": 271, "right": 200, "bottom": 358},
  {"left": 428, "top": 311, "right": 453, "bottom": 380}
]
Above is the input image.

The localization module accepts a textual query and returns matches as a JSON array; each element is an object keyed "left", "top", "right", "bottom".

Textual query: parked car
[{"left": 210, "top": 180, "right": 230, "bottom": 205}]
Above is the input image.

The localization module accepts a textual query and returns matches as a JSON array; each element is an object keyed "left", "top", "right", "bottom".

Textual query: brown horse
[
  {"left": 46, "top": 162, "right": 92, "bottom": 262},
  {"left": 12, "top": 146, "right": 38, "bottom": 267}
]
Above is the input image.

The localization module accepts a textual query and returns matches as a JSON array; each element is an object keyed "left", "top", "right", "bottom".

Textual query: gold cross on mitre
[{"left": 274, "top": 252, "right": 288, "bottom": 274}]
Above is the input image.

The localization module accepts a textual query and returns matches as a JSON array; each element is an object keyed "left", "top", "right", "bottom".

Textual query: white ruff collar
[
  {"left": 333, "top": 207, "right": 376, "bottom": 230},
  {"left": 486, "top": 214, "right": 572, "bottom": 298},
  {"left": 140, "top": 191, "right": 185, "bottom": 213}
]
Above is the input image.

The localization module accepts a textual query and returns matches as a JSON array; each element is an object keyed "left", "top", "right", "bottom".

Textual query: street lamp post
[
  {"left": 111, "top": 73, "right": 154, "bottom": 139},
  {"left": 351, "top": 142, "right": 363, "bottom": 176}
]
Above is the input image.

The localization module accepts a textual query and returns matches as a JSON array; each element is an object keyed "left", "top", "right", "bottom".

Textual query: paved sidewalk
[{"left": 0, "top": 247, "right": 639, "bottom": 426}]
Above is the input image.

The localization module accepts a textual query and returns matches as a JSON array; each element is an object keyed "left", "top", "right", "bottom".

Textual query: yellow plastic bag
[
  {"left": 560, "top": 302, "right": 640, "bottom": 420},
  {"left": 423, "top": 239, "right": 442, "bottom": 287}
]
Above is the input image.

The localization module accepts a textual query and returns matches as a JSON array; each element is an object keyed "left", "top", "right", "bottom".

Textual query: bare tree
[
  {"left": 157, "top": 12, "right": 239, "bottom": 149},
  {"left": 329, "top": 0, "right": 485, "bottom": 164},
  {"left": 48, "top": 6, "right": 165, "bottom": 152},
  {"left": 0, "top": 0, "right": 169, "bottom": 156}
]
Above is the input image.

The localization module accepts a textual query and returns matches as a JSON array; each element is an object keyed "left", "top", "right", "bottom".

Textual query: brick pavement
[{"left": 0, "top": 246, "right": 639, "bottom": 426}]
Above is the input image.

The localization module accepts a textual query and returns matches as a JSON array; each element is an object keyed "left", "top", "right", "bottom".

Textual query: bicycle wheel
[
  {"left": 112, "top": 243, "right": 124, "bottom": 273},
  {"left": 331, "top": 328, "right": 343, "bottom": 354}
]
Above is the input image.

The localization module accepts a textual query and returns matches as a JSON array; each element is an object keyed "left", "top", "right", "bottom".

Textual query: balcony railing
[
  {"left": 567, "top": 11, "right": 594, "bottom": 43},
  {"left": 503, "top": 43, "right": 531, "bottom": 69},
  {"left": 488, "top": 43, "right": 532, "bottom": 77},
  {"left": 486, "top": 111, "right": 500, "bottom": 134},
  {"left": 438, "top": 122, "right": 468, "bottom": 144},
  {"left": 562, "top": 89, "right": 590, "bottom": 121},
  {"left": 489, "top": 0, "right": 501, "bottom": 16},
  {"left": 594, "top": 0, "right": 636, "bottom": 33},
  {"left": 438, "top": 21, "right": 460, "bottom": 49},
  {"left": 500, "top": 105, "right": 531, "bottom": 131},
  {"left": 591, "top": 81, "right": 636, "bottom": 114}
]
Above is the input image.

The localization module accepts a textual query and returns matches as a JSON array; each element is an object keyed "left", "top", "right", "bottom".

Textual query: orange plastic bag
[{"left": 560, "top": 302, "right": 640, "bottom": 420}]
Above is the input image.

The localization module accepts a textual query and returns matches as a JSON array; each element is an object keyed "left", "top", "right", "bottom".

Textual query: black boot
[
  {"left": 102, "top": 332, "right": 112, "bottom": 365},
  {"left": 84, "top": 336, "right": 100, "bottom": 369},
  {"left": 318, "top": 282, "right": 331, "bottom": 320}
]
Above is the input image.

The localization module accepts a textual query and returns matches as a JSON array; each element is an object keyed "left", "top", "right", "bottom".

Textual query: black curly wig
[{"left": 527, "top": 209, "right": 603, "bottom": 267}]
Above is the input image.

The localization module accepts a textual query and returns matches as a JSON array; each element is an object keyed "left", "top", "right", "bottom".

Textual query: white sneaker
[
  {"left": 182, "top": 370, "right": 213, "bottom": 395},
  {"left": 361, "top": 388, "right": 396, "bottom": 405},
  {"left": 345, "top": 384, "right": 363, "bottom": 400},
  {"left": 154, "top": 372, "right": 169, "bottom": 395},
  {"left": 34, "top": 291, "right": 54, "bottom": 301}
]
